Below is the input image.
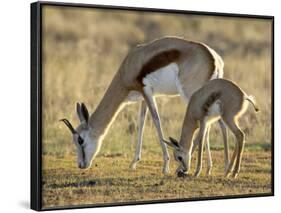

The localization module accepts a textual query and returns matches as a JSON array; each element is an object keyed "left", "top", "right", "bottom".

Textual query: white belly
[
  {"left": 126, "top": 90, "right": 143, "bottom": 103},
  {"left": 205, "top": 100, "right": 222, "bottom": 124},
  {"left": 126, "top": 63, "right": 188, "bottom": 104},
  {"left": 142, "top": 63, "right": 180, "bottom": 96}
]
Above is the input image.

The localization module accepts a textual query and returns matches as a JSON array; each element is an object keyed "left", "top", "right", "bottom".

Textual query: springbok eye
[
  {"left": 177, "top": 156, "right": 183, "bottom": 161},
  {"left": 78, "top": 136, "right": 84, "bottom": 145}
]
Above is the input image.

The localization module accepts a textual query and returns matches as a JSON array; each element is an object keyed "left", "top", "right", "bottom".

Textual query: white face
[
  {"left": 61, "top": 103, "right": 101, "bottom": 170},
  {"left": 73, "top": 128, "right": 101, "bottom": 169},
  {"left": 173, "top": 149, "right": 191, "bottom": 174},
  {"left": 164, "top": 137, "right": 191, "bottom": 175}
]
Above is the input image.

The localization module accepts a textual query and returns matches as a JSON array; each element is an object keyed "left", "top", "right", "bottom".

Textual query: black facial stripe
[
  {"left": 78, "top": 135, "right": 84, "bottom": 145},
  {"left": 77, "top": 135, "right": 85, "bottom": 162},
  {"left": 81, "top": 146, "right": 85, "bottom": 160}
]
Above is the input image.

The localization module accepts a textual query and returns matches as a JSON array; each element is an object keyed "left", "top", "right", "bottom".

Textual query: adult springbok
[
  {"left": 164, "top": 79, "right": 259, "bottom": 178},
  {"left": 61, "top": 36, "right": 228, "bottom": 174}
]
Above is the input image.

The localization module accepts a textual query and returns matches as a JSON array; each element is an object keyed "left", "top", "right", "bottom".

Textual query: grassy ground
[
  {"left": 42, "top": 150, "right": 271, "bottom": 208},
  {"left": 41, "top": 5, "right": 273, "bottom": 208}
]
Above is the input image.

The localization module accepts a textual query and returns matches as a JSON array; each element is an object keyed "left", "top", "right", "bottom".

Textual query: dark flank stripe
[
  {"left": 202, "top": 92, "right": 221, "bottom": 113},
  {"left": 137, "top": 49, "right": 181, "bottom": 84}
]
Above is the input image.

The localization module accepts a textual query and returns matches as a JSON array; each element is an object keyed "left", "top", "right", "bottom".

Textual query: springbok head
[
  {"left": 60, "top": 103, "right": 101, "bottom": 169},
  {"left": 164, "top": 137, "right": 190, "bottom": 174}
]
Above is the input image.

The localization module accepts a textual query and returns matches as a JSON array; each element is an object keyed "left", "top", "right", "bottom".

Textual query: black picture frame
[{"left": 31, "top": 1, "right": 274, "bottom": 211}]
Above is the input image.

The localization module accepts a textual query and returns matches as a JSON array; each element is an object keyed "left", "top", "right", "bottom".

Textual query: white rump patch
[
  {"left": 210, "top": 70, "right": 219, "bottom": 80},
  {"left": 142, "top": 63, "right": 180, "bottom": 96}
]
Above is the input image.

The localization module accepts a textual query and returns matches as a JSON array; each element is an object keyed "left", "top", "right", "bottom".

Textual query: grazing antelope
[
  {"left": 60, "top": 36, "right": 229, "bottom": 174},
  {"left": 164, "top": 79, "right": 259, "bottom": 178}
]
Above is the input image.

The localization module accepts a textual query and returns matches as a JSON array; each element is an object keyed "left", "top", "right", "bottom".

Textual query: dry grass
[
  {"left": 42, "top": 150, "right": 271, "bottom": 208},
  {"left": 41, "top": 5, "right": 272, "bottom": 209}
]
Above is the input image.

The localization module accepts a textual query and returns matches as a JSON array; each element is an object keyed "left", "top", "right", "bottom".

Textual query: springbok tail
[{"left": 245, "top": 95, "right": 259, "bottom": 112}]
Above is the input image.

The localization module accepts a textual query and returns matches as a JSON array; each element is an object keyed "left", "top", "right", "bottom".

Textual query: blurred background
[
  {"left": 41, "top": 5, "right": 272, "bottom": 207},
  {"left": 42, "top": 5, "right": 272, "bottom": 158}
]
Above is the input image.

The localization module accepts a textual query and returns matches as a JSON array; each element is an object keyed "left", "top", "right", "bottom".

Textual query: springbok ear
[
  {"left": 76, "top": 103, "right": 83, "bottom": 122},
  {"left": 76, "top": 102, "right": 89, "bottom": 123},
  {"left": 81, "top": 103, "right": 89, "bottom": 122},
  {"left": 164, "top": 137, "right": 180, "bottom": 150}
]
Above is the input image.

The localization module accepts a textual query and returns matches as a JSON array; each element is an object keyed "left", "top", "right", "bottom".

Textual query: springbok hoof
[
  {"left": 129, "top": 162, "right": 137, "bottom": 170},
  {"left": 224, "top": 166, "right": 233, "bottom": 178},
  {"left": 232, "top": 172, "right": 239, "bottom": 179},
  {"left": 224, "top": 171, "right": 231, "bottom": 178},
  {"left": 194, "top": 170, "right": 201, "bottom": 177},
  {"left": 206, "top": 169, "right": 212, "bottom": 176},
  {"left": 162, "top": 167, "right": 170, "bottom": 175}
]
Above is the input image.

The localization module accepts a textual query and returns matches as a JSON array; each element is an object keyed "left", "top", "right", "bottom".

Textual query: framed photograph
[{"left": 31, "top": 1, "right": 274, "bottom": 211}]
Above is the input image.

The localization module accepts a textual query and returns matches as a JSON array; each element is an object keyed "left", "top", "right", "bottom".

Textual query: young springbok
[
  {"left": 60, "top": 36, "right": 229, "bottom": 174},
  {"left": 164, "top": 78, "right": 259, "bottom": 178}
]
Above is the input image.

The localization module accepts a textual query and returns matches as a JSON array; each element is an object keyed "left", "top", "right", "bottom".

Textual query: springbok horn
[
  {"left": 163, "top": 137, "right": 181, "bottom": 150},
  {"left": 60, "top": 118, "right": 76, "bottom": 134}
]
